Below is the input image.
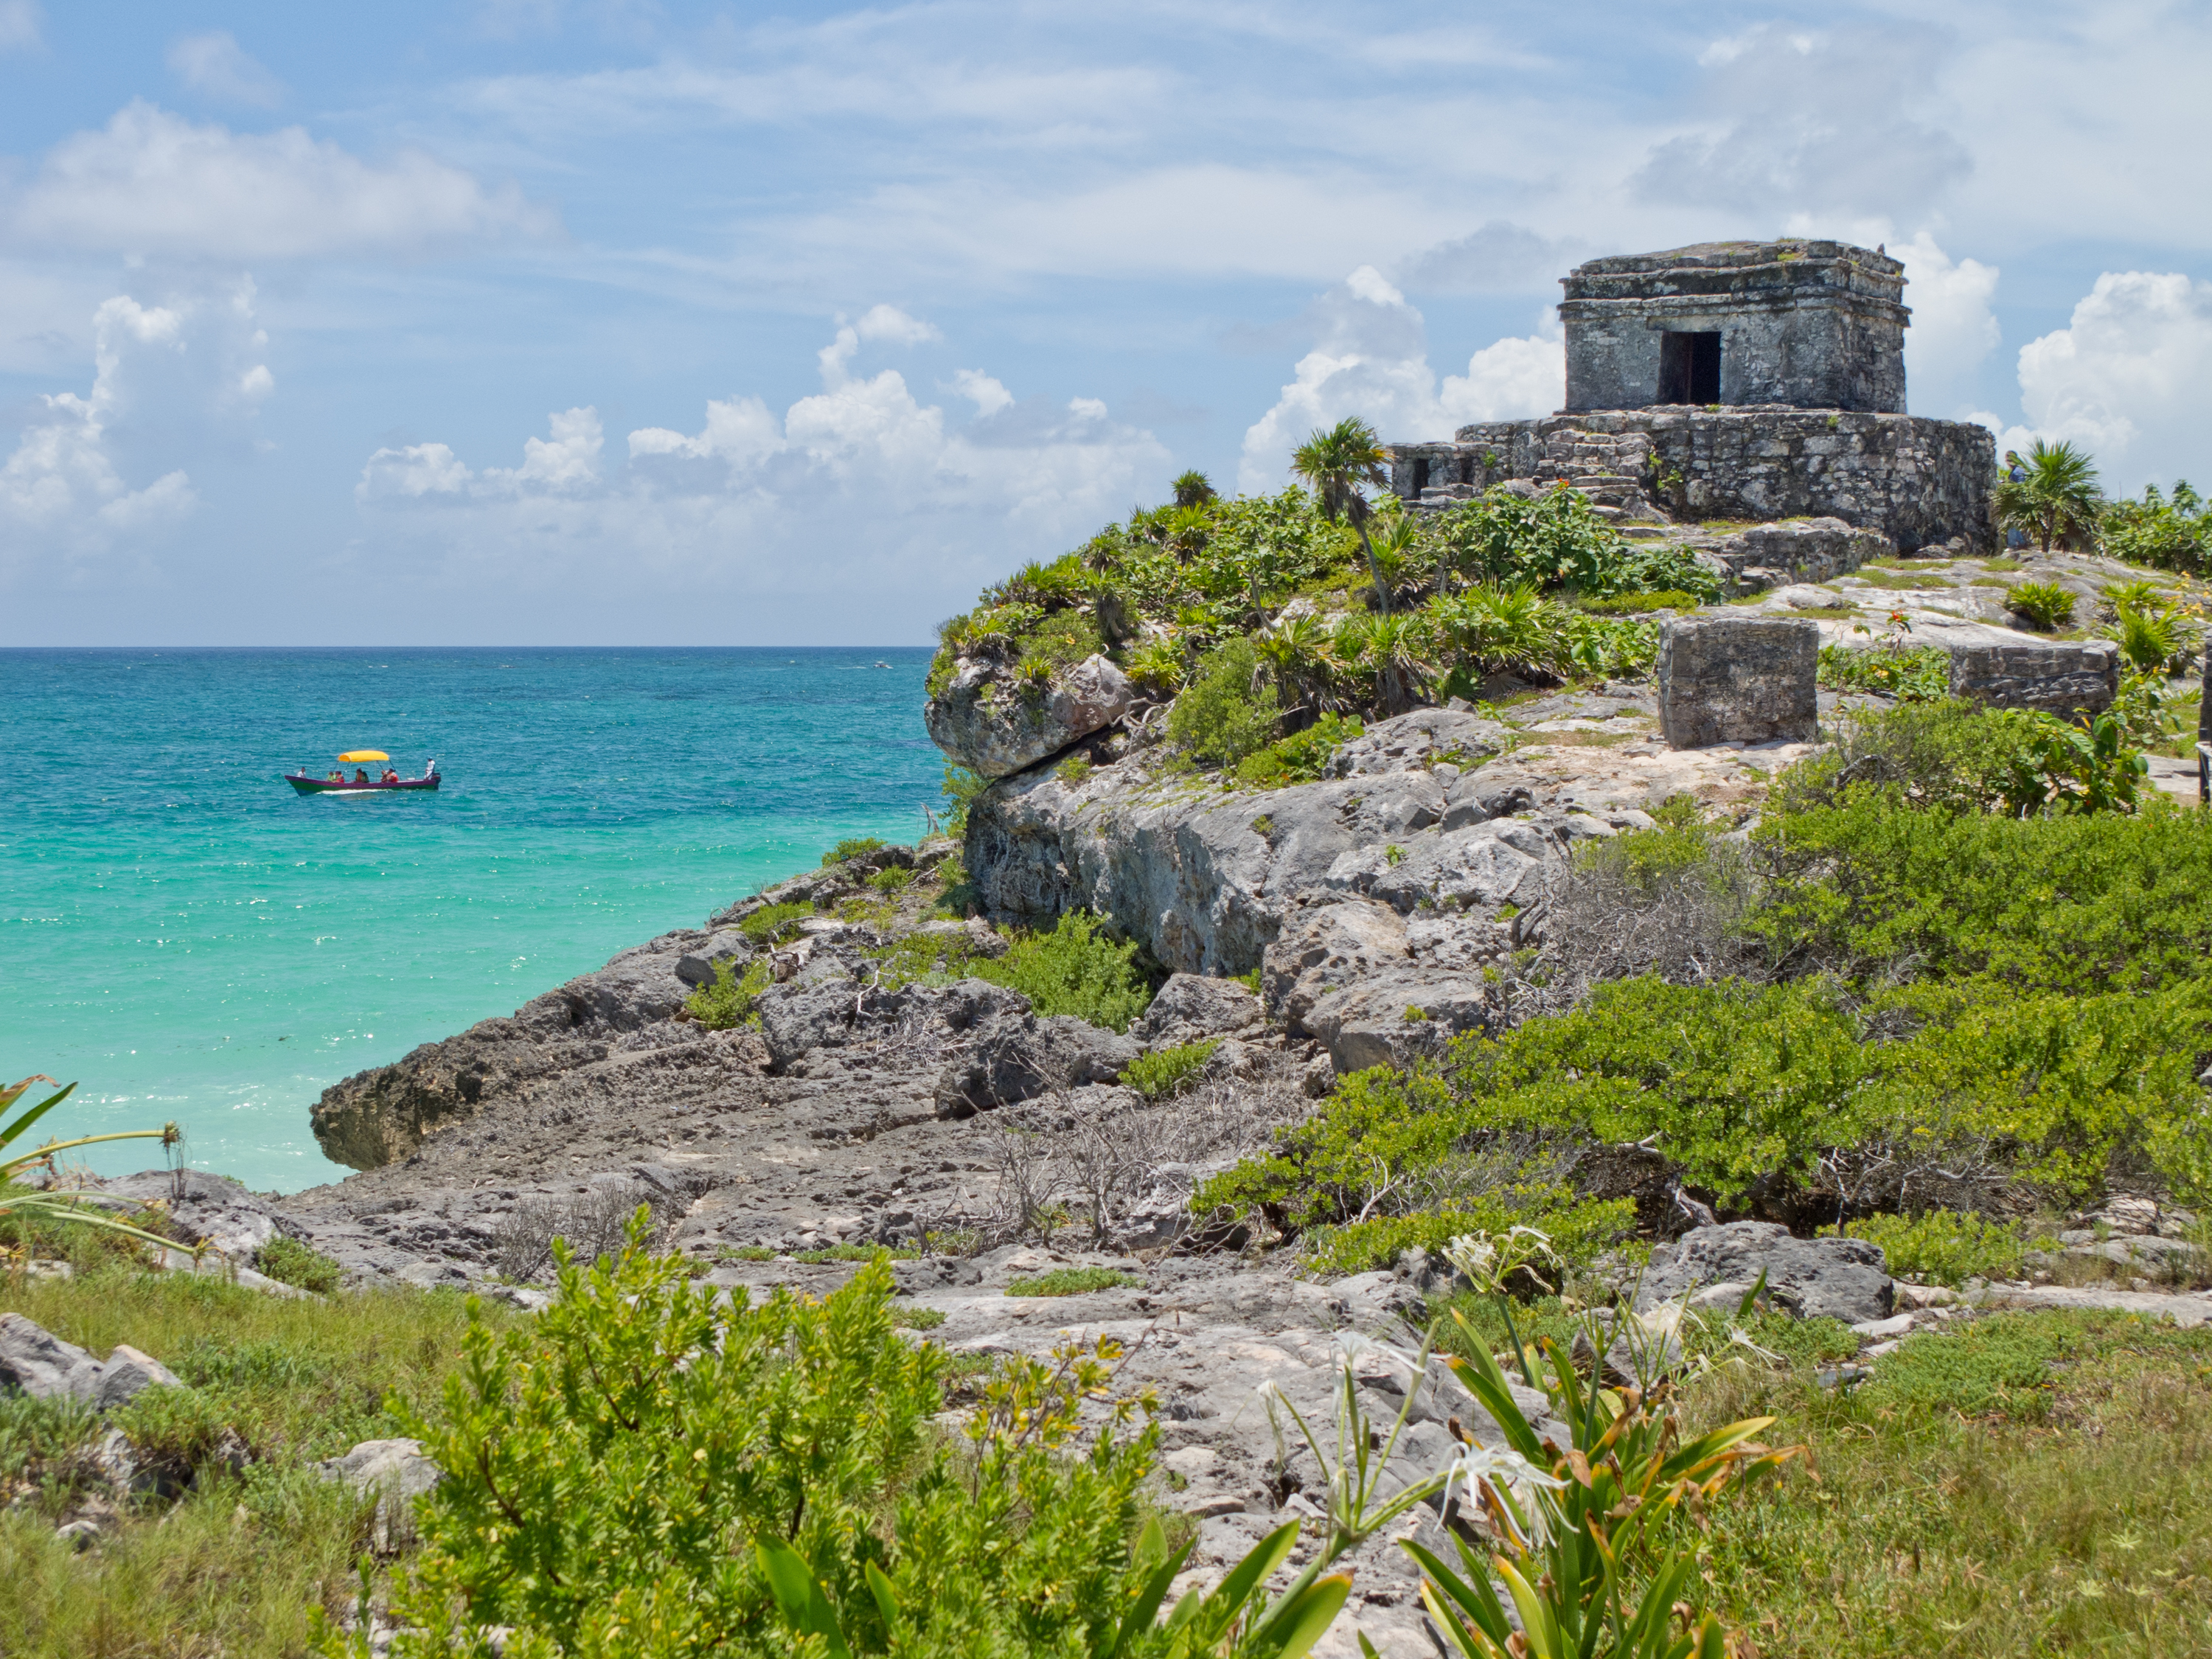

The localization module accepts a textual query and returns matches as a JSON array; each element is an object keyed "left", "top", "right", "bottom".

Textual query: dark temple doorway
[{"left": 1658, "top": 331, "right": 1722, "bottom": 404}]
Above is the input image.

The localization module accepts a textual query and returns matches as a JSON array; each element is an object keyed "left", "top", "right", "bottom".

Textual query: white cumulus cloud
[
  {"left": 356, "top": 310, "right": 1169, "bottom": 611},
  {"left": 2011, "top": 271, "right": 2212, "bottom": 490},
  {"left": 10, "top": 102, "right": 554, "bottom": 260},
  {"left": 1897, "top": 232, "right": 2000, "bottom": 418},
  {"left": 167, "top": 31, "right": 286, "bottom": 107},
  {"left": 1238, "top": 267, "right": 1560, "bottom": 493}
]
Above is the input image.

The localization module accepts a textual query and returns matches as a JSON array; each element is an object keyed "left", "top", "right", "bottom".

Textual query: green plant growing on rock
[
  {"left": 2006, "top": 580, "right": 2076, "bottom": 631},
  {"left": 970, "top": 910, "right": 1152, "bottom": 1032},
  {"left": 253, "top": 1235, "right": 343, "bottom": 1295},
  {"left": 1005, "top": 1267, "right": 1143, "bottom": 1297},
  {"left": 824, "top": 837, "right": 888, "bottom": 867},
  {"left": 1815, "top": 642, "right": 1950, "bottom": 700},
  {"left": 2003, "top": 710, "right": 2148, "bottom": 815},
  {"left": 2101, "top": 479, "right": 2211, "bottom": 574},
  {"left": 684, "top": 958, "right": 772, "bottom": 1030},
  {"left": 1123, "top": 1040, "right": 1218, "bottom": 1102},
  {"left": 1234, "top": 713, "right": 1360, "bottom": 789},
  {"left": 1167, "top": 636, "right": 1279, "bottom": 768},
  {"left": 739, "top": 901, "right": 813, "bottom": 945}
]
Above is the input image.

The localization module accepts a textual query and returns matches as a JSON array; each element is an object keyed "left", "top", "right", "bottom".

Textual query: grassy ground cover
[
  {"left": 1683, "top": 1310, "right": 2212, "bottom": 1655},
  {"left": 0, "top": 1262, "right": 522, "bottom": 1658}
]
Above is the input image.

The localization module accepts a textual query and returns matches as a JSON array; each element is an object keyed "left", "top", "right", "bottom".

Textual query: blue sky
[{"left": 3, "top": 0, "right": 2208, "bottom": 645}]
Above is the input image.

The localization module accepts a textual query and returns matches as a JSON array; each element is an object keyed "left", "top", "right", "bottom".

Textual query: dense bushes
[
  {"left": 2101, "top": 479, "right": 2211, "bottom": 574},
  {"left": 324, "top": 1238, "right": 1179, "bottom": 1658},
  {"left": 1206, "top": 699, "right": 2212, "bottom": 1242},
  {"left": 931, "top": 477, "right": 1717, "bottom": 764},
  {"left": 969, "top": 911, "right": 1152, "bottom": 1032}
]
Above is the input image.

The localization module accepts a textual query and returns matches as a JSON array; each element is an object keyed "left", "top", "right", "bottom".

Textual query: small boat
[{"left": 285, "top": 750, "right": 441, "bottom": 796}]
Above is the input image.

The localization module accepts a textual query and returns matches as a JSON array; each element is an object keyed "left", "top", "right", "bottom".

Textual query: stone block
[
  {"left": 1944, "top": 627, "right": 2118, "bottom": 715},
  {"left": 1656, "top": 616, "right": 1818, "bottom": 748}
]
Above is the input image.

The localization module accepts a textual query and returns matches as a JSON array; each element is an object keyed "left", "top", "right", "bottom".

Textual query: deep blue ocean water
[{"left": 2, "top": 647, "right": 942, "bottom": 1193}]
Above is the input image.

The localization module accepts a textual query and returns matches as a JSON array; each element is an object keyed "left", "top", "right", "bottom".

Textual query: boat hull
[{"left": 285, "top": 774, "right": 441, "bottom": 795}]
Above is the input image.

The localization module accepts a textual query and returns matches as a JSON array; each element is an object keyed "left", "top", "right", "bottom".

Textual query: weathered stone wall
[
  {"left": 1387, "top": 408, "right": 1994, "bottom": 554},
  {"left": 1561, "top": 240, "right": 1907, "bottom": 414},
  {"left": 1657, "top": 617, "right": 1818, "bottom": 749}
]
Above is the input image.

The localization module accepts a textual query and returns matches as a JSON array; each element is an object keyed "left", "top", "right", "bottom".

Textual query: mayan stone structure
[
  {"left": 1562, "top": 240, "right": 1907, "bottom": 414},
  {"left": 1656, "top": 616, "right": 1820, "bottom": 748},
  {"left": 1387, "top": 240, "right": 1994, "bottom": 554}
]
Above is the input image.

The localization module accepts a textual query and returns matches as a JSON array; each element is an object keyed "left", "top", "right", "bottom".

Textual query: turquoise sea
[{"left": 2, "top": 648, "right": 942, "bottom": 1194}]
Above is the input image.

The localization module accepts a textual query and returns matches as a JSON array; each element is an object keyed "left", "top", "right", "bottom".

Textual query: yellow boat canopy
[{"left": 337, "top": 750, "right": 389, "bottom": 763}]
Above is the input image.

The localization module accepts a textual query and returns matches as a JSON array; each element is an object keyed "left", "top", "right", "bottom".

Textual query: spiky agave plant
[{"left": 0, "top": 1076, "right": 187, "bottom": 1256}]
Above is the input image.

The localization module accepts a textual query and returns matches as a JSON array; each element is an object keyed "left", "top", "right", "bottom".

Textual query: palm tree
[
  {"left": 1357, "top": 613, "right": 1433, "bottom": 714},
  {"left": 1293, "top": 417, "right": 1394, "bottom": 614},
  {"left": 1994, "top": 439, "right": 2103, "bottom": 553},
  {"left": 1253, "top": 611, "right": 1340, "bottom": 718},
  {"left": 1172, "top": 469, "right": 1217, "bottom": 508}
]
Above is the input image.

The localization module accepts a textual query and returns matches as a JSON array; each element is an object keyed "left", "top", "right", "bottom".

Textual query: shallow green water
[{"left": 2, "top": 647, "right": 943, "bottom": 1192}]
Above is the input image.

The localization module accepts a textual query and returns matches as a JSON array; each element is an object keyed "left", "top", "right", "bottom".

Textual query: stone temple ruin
[
  {"left": 1386, "top": 240, "right": 2124, "bottom": 748},
  {"left": 1387, "top": 239, "right": 1994, "bottom": 557}
]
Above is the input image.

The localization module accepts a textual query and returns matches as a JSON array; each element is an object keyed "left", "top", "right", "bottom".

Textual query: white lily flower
[{"left": 1437, "top": 1439, "right": 1568, "bottom": 1546}]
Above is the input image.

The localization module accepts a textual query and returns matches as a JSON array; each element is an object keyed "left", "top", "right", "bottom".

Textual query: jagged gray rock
[
  {"left": 0, "top": 1312, "right": 102, "bottom": 1402},
  {"left": 94, "top": 1345, "right": 183, "bottom": 1410},
  {"left": 320, "top": 1438, "right": 444, "bottom": 1552},
  {"left": 933, "top": 1015, "right": 1141, "bottom": 1116},
  {"left": 1131, "top": 973, "right": 1265, "bottom": 1048},
  {"left": 98, "top": 1170, "right": 282, "bottom": 1259},
  {"left": 1638, "top": 1222, "right": 1893, "bottom": 1324},
  {"left": 923, "top": 653, "right": 1135, "bottom": 779}
]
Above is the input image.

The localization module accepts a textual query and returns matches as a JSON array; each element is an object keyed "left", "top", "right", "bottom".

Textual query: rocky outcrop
[
  {"left": 1636, "top": 1221, "right": 1894, "bottom": 1324},
  {"left": 1132, "top": 973, "right": 1266, "bottom": 1047},
  {"left": 0, "top": 1314, "right": 183, "bottom": 1408},
  {"left": 965, "top": 709, "right": 1514, "bottom": 975},
  {"left": 933, "top": 1016, "right": 1141, "bottom": 1116},
  {"left": 319, "top": 1439, "right": 442, "bottom": 1552},
  {"left": 924, "top": 653, "right": 1135, "bottom": 779},
  {"left": 309, "top": 928, "right": 706, "bottom": 1169}
]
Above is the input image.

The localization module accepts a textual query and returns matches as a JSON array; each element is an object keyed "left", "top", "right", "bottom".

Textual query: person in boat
[
  {"left": 354, "top": 768, "right": 371, "bottom": 785},
  {"left": 422, "top": 758, "right": 437, "bottom": 779},
  {"left": 327, "top": 768, "right": 343, "bottom": 782},
  {"left": 382, "top": 768, "right": 398, "bottom": 783}
]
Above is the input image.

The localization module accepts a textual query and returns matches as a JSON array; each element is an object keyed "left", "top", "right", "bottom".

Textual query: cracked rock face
[
  {"left": 922, "top": 653, "right": 1135, "bottom": 779},
  {"left": 1637, "top": 1222, "right": 1895, "bottom": 1324}
]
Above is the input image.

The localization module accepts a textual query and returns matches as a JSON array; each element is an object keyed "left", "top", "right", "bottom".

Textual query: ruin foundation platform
[{"left": 1388, "top": 408, "right": 1994, "bottom": 554}]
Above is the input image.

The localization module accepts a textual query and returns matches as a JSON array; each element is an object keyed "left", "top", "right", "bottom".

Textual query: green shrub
[
  {"left": 1166, "top": 636, "right": 1278, "bottom": 766},
  {"left": 940, "top": 765, "right": 987, "bottom": 838},
  {"left": 1004, "top": 1267, "right": 1141, "bottom": 1297},
  {"left": 325, "top": 1227, "right": 1198, "bottom": 1658},
  {"left": 867, "top": 864, "right": 916, "bottom": 893},
  {"left": 1574, "top": 588, "right": 1703, "bottom": 615},
  {"left": 889, "top": 1304, "right": 946, "bottom": 1329},
  {"left": 2007, "top": 580, "right": 2077, "bottom": 630},
  {"left": 823, "top": 837, "right": 888, "bottom": 868},
  {"left": 737, "top": 901, "right": 812, "bottom": 945},
  {"left": 1205, "top": 971, "right": 2212, "bottom": 1224},
  {"left": 1833, "top": 1210, "right": 2025, "bottom": 1287},
  {"left": 1296, "top": 1193, "right": 1635, "bottom": 1279},
  {"left": 1815, "top": 642, "right": 1951, "bottom": 700},
  {"left": 2101, "top": 479, "right": 2211, "bottom": 574},
  {"left": 252, "top": 1236, "right": 342, "bottom": 1295},
  {"left": 791, "top": 1244, "right": 917, "bottom": 1264},
  {"left": 1754, "top": 775, "right": 2212, "bottom": 991},
  {"left": 1231, "top": 712, "right": 1361, "bottom": 787},
  {"left": 1122, "top": 1040, "right": 1217, "bottom": 1101},
  {"left": 969, "top": 911, "right": 1152, "bottom": 1032},
  {"left": 1054, "top": 753, "right": 1093, "bottom": 785},
  {"left": 684, "top": 958, "right": 772, "bottom": 1030}
]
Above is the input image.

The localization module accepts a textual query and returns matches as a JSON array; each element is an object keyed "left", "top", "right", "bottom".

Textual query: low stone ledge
[{"left": 1942, "top": 626, "right": 2119, "bottom": 716}]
